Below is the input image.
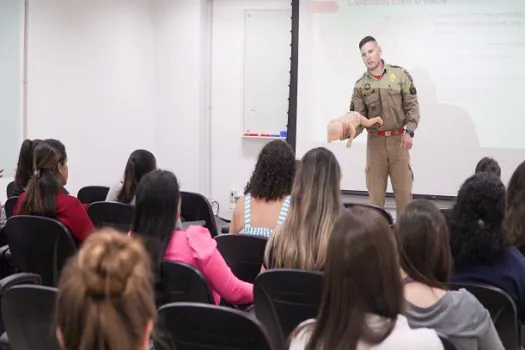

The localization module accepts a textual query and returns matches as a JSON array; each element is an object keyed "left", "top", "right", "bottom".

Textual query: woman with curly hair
[
  {"left": 229, "top": 140, "right": 296, "bottom": 237},
  {"left": 448, "top": 172, "right": 525, "bottom": 322},
  {"left": 504, "top": 160, "right": 525, "bottom": 255}
]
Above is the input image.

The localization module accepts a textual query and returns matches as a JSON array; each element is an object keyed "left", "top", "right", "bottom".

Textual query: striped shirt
[{"left": 240, "top": 194, "right": 291, "bottom": 238}]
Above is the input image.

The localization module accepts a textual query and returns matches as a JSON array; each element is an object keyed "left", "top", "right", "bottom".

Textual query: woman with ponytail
[
  {"left": 106, "top": 150, "right": 156, "bottom": 204},
  {"left": 9, "top": 139, "right": 41, "bottom": 197},
  {"left": 56, "top": 229, "right": 156, "bottom": 350},
  {"left": 14, "top": 139, "right": 94, "bottom": 243}
]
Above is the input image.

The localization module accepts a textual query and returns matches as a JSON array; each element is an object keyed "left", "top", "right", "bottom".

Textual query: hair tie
[{"left": 33, "top": 170, "right": 40, "bottom": 178}]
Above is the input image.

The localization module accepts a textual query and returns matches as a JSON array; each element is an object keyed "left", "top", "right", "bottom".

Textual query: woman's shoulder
[
  {"left": 382, "top": 315, "right": 442, "bottom": 349},
  {"left": 168, "top": 226, "right": 216, "bottom": 261},
  {"left": 288, "top": 319, "right": 316, "bottom": 350}
]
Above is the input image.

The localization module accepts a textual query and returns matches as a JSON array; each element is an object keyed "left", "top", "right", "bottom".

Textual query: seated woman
[
  {"left": 263, "top": 147, "right": 342, "bottom": 271},
  {"left": 447, "top": 172, "right": 525, "bottom": 323},
  {"left": 130, "top": 169, "right": 253, "bottom": 306},
  {"left": 505, "top": 160, "right": 525, "bottom": 255},
  {"left": 9, "top": 139, "right": 41, "bottom": 198},
  {"left": 56, "top": 229, "right": 156, "bottom": 350},
  {"left": 106, "top": 149, "right": 157, "bottom": 204},
  {"left": 14, "top": 139, "right": 94, "bottom": 243},
  {"left": 230, "top": 140, "right": 295, "bottom": 237},
  {"left": 397, "top": 199, "right": 503, "bottom": 350},
  {"left": 289, "top": 207, "right": 443, "bottom": 350}
]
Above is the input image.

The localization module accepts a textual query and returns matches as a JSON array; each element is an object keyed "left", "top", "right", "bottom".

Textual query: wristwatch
[{"left": 405, "top": 130, "right": 415, "bottom": 138}]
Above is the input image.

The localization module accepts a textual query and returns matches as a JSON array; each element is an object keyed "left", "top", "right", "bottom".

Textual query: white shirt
[{"left": 289, "top": 315, "right": 443, "bottom": 350}]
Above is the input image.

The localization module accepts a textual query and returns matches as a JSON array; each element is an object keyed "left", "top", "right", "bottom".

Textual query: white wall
[
  {"left": 210, "top": 0, "right": 291, "bottom": 217},
  {"left": 26, "top": 0, "right": 157, "bottom": 195}
]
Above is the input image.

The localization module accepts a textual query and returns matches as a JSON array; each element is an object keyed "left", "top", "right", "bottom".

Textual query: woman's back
[
  {"left": 234, "top": 194, "right": 290, "bottom": 237},
  {"left": 289, "top": 316, "right": 442, "bottom": 350}
]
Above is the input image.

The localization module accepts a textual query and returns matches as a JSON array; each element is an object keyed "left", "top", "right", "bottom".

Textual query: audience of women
[
  {"left": 106, "top": 149, "right": 157, "bottom": 204},
  {"left": 56, "top": 229, "right": 156, "bottom": 350},
  {"left": 13, "top": 139, "right": 94, "bottom": 243},
  {"left": 505, "top": 160, "right": 525, "bottom": 255},
  {"left": 397, "top": 200, "right": 503, "bottom": 350},
  {"left": 289, "top": 207, "right": 443, "bottom": 350},
  {"left": 264, "top": 147, "right": 342, "bottom": 271},
  {"left": 447, "top": 172, "right": 525, "bottom": 322},
  {"left": 230, "top": 140, "right": 295, "bottom": 237},
  {"left": 130, "top": 169, "right": 253, "bottom": 306}
]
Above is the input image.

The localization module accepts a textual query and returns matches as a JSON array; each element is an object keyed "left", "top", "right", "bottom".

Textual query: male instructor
[{"left": 349, "top": 36, "right": 420, "bottom": 215}]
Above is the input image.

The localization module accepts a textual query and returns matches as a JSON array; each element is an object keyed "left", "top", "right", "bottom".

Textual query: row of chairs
[{"left": 0, "top": 271, "right": 456, "bottom": 350}]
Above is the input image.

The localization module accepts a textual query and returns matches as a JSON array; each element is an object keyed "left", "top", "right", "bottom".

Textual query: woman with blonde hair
[
  {"left": 55, "top": 229, "right": 156, "bottom": 350},
  {"left": 264, "top": 147, "right": 342, "bottom": 271}
]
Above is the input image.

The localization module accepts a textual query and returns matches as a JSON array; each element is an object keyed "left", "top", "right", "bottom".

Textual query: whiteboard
[{"left": 243, "top": 9, "right": 291, "bottom": 136}]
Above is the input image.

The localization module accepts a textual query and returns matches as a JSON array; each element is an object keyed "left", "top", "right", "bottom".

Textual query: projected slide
[{"left": 296, "top": 0, "right": 525, "bottom": 195}]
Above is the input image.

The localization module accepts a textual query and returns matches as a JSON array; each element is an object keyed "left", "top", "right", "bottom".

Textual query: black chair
[
  {"left": 3, "top": 197, "right": 18, "bottom": 219},
  {"left": 448, "top": 282, "right": 520, "bottom": 350},
  {"left": 4, "top": 216, "right": 77, "bottom": 286},
  {"left": 87, "top": 201, "right": 134, "bottom": 233},
  {"left": 77, "top": 185, "right": 110, "bottom": 204},
  {"left": 180, "top": 191, "right": 219, "bottom": 237},
  {"left": 439, "top": 335, "right": 457, "bottom": 350},
  {"left": 5, "top": 182, "right": 16, "bottom": 199},
  {"left": 254, "top": 269, "right": 324, "bottom": 350},
  {"left": 155, "top": 302, "right": 272, "bottom": 350},
  {"left": 161, "top": 260, "right": 213, "bottom": 304},
  {"left": 344, "top": 202, "right": 394, "bottom": 225},
  {"left": 0, "top": 273, "right": 41, "bottom": 336},
  {"left": 1, "top": 285, "right": 59, "bottom": 350},
  {"left": 215, "top": 234, "right": 267, "bottom": 283}
]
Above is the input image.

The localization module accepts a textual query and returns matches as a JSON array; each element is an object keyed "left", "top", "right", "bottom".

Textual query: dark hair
[
  {"left": 56, "top": 229, "right": 156, "bottom": 350},
  {"left": 117, "top": 150, "right": 157, "bottom": 204},
  {"left": 448, "top": 172, "right": 509, "bottom": 267},
  {"left": 396, "top": 200, "right": 451, "bottom": 288},
  {"left": 244, "top": 140, "right": 295, "bottom": 201},
  {"left": 131, "top": 170, "right": 180, "bottom": 305},
  {"left": 303, "top": 207, "right": 403, "bottom": 350},
  {"left": 18, "top": 139, "right": 67, "bottom": 217},
  {"left": 359, "top": 36, "right": 377, "bottom": 50},
  {"left": 505, "top": 161, "right": 525, "bottom": 248},
  {"left": 14, "top": 139, "right": 41, "bottom": 191},
  {"left": 475, "top": 157, "right": 501, "bottom": 177}
]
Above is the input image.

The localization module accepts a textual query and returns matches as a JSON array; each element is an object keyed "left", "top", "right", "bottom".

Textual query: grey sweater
[{"left": 405, "top": 289, "right": 504, "bottom": 350}]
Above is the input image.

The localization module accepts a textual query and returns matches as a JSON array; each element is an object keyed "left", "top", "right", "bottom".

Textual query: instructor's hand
[{"left": 400, "top": 134, "right": 413, "bottom": 150}]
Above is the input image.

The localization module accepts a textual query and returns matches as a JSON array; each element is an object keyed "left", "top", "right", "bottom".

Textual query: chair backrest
[
  {"left": 161, "top": 260, "right": 213, "bottom": 304},
  {"left": 87, "top": 201, "right": 134, "bottom": 233},
  {"left": 215, "top": 234, "right": 267, "bottom": 283},
  {"left": 448, "top": 282, "right": 519, "bottom": 350},
  {"left": 180, "top": 191, "right": 218, "bottom": 237},
  {"left": 1, "top": 285, "right": 60, "bottom": 350},
  {"left": 155, "top": 302, "right": 272, "bottom": 350},
  {"left": 254, "top": 269, "right": 324, "bottom": 350},
  {"left": 0, "top": 273, "right": 41, "bottom": 335},
  {"left": 4, "top": 216, "right": 77, "bottom": 286},
  {"left": 343, "top": 202, "right": 394, "bottom": 225},
  {"left": 4, "top": 196, "right": 18, "bottom": 219},
  {"left": 439, "top": 335, "right": 457, "bottom": 350},
  {"left": 5, "top": 181, "right": 16, "bottom": 199},
  {"left": 77, "top": 186, "right": 110, "bottom": 204}
]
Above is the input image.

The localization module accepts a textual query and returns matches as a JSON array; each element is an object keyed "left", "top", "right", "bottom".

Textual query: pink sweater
[{"left": 133, "top": 226, "right": 253, "bottom": 305}]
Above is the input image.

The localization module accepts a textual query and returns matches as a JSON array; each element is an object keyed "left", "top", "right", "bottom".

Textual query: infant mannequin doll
[{"left": 327, "top": 112, "right": 383, "bottom": 147}]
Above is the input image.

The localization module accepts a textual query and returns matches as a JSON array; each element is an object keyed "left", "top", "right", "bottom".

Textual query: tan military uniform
[{"left": 350, "top": 62, "right": 420, "bottom": 215}]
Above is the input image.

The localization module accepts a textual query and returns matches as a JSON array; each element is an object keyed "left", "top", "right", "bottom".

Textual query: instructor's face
[{"left": 360, "top": 42, "right": 382, "bottom": 71}]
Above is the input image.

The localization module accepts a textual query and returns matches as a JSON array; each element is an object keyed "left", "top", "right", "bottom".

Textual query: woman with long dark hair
[
  {"left": 130, "top": 170, "right": 252, "bottom": 306},
  {"left": 14, "top": 139, "right": 94, "bottom": 242},
  {"left": 9, "top": 139, "right": 41, "bottom": 197},
  {"left": 106, "top": 149, "right": 156, "bottom": 204},
  {"left": 397, "top": 200, "right": 502, "bottom": 350},
  {"left": 289, "top": 207, "right": 442, "bottom": 350}
]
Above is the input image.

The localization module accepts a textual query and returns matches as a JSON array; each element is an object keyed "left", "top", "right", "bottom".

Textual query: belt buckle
[{"left": 384, "top": 130, "right": 391, "bottom": 137}]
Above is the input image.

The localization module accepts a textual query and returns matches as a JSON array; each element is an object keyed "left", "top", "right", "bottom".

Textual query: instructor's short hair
[
  {"left": 475, "top": 157, "right": 501, "bottom": 178},
  {"left": 359, "top": 36, "right": 377, "bottom": 50}
]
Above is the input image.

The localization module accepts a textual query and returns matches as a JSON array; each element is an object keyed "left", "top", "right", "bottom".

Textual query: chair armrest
[{"left": 0, "top": 273, "right": 41, "bottom": 294}]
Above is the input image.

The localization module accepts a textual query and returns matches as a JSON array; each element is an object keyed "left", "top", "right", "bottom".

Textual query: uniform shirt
[{"left": 350, "top": 61, "right": 420, "bottom": 136}]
